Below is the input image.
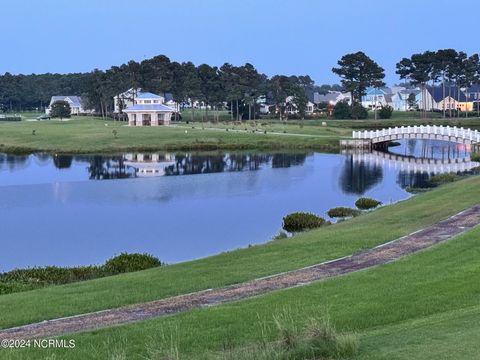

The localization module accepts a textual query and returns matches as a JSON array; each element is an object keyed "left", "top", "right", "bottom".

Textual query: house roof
[
  {"left": 314, "top": 92, "right": 341, "bottom": 104},
  {"left": 366, "top": 87, "right": 386, "bottom": 95},
  {"left": 164, "top": 92, "right": 174, "bottom": 102},
  {"left": 50, "top": 96, "right": 82, "bottom": 107},
  {"left": 124, "top": 104, "right": 174, "bottom": 112},
  {"left": 426, "top": 86, "right": 467, "bottom": 102},
  {"left": 137, "top": 92, "right": 162, "bottom": 99}
]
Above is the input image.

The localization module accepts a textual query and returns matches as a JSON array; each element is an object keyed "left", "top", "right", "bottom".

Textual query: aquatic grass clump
[
  {"left": 355, "top": 197, "right": 382, "bottom": 210},
  {"left": 0, "top": 253, "right": 162, "bottom": 295},
  {"left": 327, "top": 207, "right": 361, "bottom": 219},
  {"left": 430, "top": 173, "right": 463, "bottom": 184},
  {"left": 104, "top": 252, "right": 162, "bottom": 274},
  {"left": 282, "top": 212, "right": 327, "bottom": 232}
]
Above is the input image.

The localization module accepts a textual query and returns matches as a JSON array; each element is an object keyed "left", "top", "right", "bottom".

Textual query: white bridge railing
[{"left": 352, "top": 125, "right": 480, "bottom": 144}]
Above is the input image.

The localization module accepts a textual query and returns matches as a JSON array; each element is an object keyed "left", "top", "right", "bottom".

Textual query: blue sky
[{"left": 1, "top": 0, "right": 479, "bottom": 84}]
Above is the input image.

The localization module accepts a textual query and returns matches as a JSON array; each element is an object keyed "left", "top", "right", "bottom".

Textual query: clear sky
[{"left": 1, "top": 0, "right": 479, "bottom": 85}]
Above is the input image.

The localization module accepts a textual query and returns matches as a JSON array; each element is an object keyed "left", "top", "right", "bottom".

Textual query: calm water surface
[{"left": 0, "top": 140, "right": 475, "bottom": 271}]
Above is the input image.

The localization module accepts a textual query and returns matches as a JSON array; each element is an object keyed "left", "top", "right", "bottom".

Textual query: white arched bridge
[{"left": 351, "top": 125, "right": 480, "bottom": 147}]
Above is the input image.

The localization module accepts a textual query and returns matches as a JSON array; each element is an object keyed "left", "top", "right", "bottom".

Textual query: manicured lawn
[
  {"left": 5, "top": 201, "right": 480, "bottom": 359},
  {"left": 0, "top": 117, "right": 344, "bottom": 153},
  {"left": 1, "top": 115, "right": 479, "bottom": 153},
  {"left": 0, "top": 176, "right": 480, "bottom": 332}
]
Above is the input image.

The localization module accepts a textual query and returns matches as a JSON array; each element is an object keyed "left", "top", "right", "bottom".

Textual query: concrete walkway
[{"left": 2, "top": 204, "right": 480, "bottom": 340}]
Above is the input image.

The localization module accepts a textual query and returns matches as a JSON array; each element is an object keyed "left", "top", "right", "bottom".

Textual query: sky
[{"left": 1, "top": 0, "right": 479, "bottom": 85}]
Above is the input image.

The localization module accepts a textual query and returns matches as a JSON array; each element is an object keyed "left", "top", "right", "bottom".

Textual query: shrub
[
  {"left": 378, "top": 105, "right": 393, "bottom": 119},
  {"left": 327, "top": 207, "right": 361, "bottom": 218},
  {"left": 103, "top": 253, "right": 162, "bottom": 274},
  {"left": 429, "top": 173, "right": 462, "bottom": 184},
  {"left": 355, "top": 197, "right": 382, "bottom": 210},
  {"left": 282, "top": 212, "right": 326, "bottom": 232},
  {"left": 332, "top": 101, "right": 351, "bottom": 119},
  {"left": 0, "top": 252, "right": 162, "bottom": 295},
  {"left": 471, "top": 152, "right": 480, "bottom": 162},
  {"left": 350, "top": 103, "right": 368, "bottom": 119}
]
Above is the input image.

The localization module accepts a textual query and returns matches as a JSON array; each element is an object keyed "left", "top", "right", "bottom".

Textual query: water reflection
[
  {"left": 0, "top": 152, "right": 308, "bottom": 183},
  {"left": 342, "top": 139, "right": 479, "bottom": 192},
  {"left": 339, "top": 155, "right": 383, "bottom": 195}
]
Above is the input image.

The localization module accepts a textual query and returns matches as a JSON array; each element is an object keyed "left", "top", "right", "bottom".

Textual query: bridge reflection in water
[{"left": 341, "top": 147, "right": 479, "bottom": 192}]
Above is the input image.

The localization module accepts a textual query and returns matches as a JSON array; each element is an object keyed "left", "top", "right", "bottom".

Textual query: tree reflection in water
[
  {"left": 339, "top": 155, "right": 383, "bottom": 195},
  {"left": 164, "top": 153, "right": 307, "bottom": 176}
]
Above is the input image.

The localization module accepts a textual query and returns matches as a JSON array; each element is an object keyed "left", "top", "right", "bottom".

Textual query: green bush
[
  {"left": 350, "top": 103, "right": 368, "bottom": 119},
  {"left": 378, "top": 105, "right": 393, "bottom": 119},
  {"left": 471, "top": 152, "right": 480, "bottom": 162},
  {"left": 429, "top": 173, "right": 462, "bottom": 184},
  {"left": 332, "top": 101, "right": 351, "bottom": 119},
  {"left": 0, "top": 253, "right": 162, "bottom": 296},
  {"left": 355, "top": 197, "right": 382, "bottom": 210},
  {"left": 282, "top": 212, "right": 326, "bottom": 232},
  {"left": 327, "top": 207, "right": 361, "bottom": 218},
  {"left": 103, "top": 253, "right": 162, "bottom": 274}
]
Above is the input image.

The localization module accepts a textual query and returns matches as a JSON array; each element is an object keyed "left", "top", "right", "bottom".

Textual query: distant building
[
  {"left": 313, "top": 91, "right": 351, "bottom": 106},
  {"left": 114, "top": 88, "right": 178, "bottom": 113},
  {"left": 392, "top": 89, "right": 421, "bottom": 111},
  {"left": 123, "top": 91, "right": 175, "bottom": 126},
  {"left": 425, "top": 85, "right": 472, "bottom": 112},
  {"left": 46, "top": 96, "right": 91, "bottom": 115},
  {"left": 361, "top": 88, "right": 393, "bottom": 109}
]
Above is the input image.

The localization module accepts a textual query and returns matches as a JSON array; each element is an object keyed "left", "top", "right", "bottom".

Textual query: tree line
[
  {"left": 2, "top": 49, "right": 479, "bottom": 120},
  {"left": 0, "top": 55, "right": 337, "bottom": 120}
]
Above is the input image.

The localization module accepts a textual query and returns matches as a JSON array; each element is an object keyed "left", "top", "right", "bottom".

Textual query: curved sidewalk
[{"left": 2, "top": 204, "right": 480, "bottom": 340}]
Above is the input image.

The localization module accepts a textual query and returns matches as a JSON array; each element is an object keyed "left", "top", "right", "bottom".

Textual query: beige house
[{"left": 124, "top": 92, "right": 174, "bottom": 126}]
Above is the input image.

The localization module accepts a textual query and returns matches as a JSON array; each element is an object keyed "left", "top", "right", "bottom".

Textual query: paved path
[{"left": 2, "top": 205, "right": 480, "bottom": 340}]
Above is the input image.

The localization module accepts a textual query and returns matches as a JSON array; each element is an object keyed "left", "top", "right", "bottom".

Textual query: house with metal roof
[
  {"left": 361, "top": 88, "right": 393, "bottom": 109},
  {"left": 124, "top": 91, "right": 174, "bottom": 126},
  {"left": 425, "top": 85, "right": 472, "bottom": 112},
  {"left": 46, "top": 96, "right": 90, "bottom": 115}
]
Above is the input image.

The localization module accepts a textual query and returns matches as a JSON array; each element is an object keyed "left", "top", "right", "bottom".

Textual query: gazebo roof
[{"left": 124, "top": 104, "right": 174, "bottom": 112}]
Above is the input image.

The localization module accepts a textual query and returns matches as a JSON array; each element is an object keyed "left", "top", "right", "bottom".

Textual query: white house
[
  {"left": 124, "top": 91, "right": 175, "bottom": 126},
  {"left": 114, "top": 88, "right": 179, "bottom": 113},
  {"left": 314, "top": 91, "right": 351, "bottom": 106},
  {"left": 46, "top": 96, "right": 91, "bottom": 115},
  {"left": 285, "top": 96, "right": 315, "bottom": 115}
]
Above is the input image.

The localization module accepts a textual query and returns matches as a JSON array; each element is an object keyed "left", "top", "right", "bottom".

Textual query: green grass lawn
[
  {"left": 0, "top": 117, "right": 344, "bottom": 153},
  {"left": 4, "top": 187, "right": 480, "bottom": 359},
  {"left": 0, "top": 176, "right": 480, "bottom": 332},
  {"left": 1, "top": 115, "right": 479, "bottom": 153}
]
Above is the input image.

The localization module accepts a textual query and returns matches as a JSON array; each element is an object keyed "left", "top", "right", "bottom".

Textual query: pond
[{"left": 0, "top": 139, "right": 476, "bottom": 271}]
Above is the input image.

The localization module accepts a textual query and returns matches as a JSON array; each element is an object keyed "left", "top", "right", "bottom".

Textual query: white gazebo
[{"left": 124, "top": 92, "right": 174, "bottom": 126}]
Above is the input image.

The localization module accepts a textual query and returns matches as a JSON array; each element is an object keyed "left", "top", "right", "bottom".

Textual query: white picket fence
[{"left": 352, "top": 125, "right": 480, "bottom": 144}]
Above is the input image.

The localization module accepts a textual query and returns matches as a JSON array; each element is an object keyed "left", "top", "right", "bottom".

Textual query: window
[
  {"left": 144, "top": 100, "right": 151, "bottom": 104},
  {"left": 153, "top": 100, "right": 159, "bottom": 103},
  {"left": 158, "top": 113, "right": 165, "bottom": 121}
]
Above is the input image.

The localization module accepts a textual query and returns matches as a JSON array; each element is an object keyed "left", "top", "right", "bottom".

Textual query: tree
[
  {"left": 50, "top": 100, "right": 71, "bottom": 120},
  {"left": 197, "top": 64, "right": 223, "bottom": 122},
  {"left": 269, "top": 75, "right": 294, "bottom": 120},
  {"left": 332, "top": 52, "right": 385, "bottom": 105},
  {"left": 396, "top": 51, "right": 435, "bottom": 118},
  {"left": 292, "top": 87, "right": 308, "bottom": 119},
  {"left": 378, "top": 105, "right": 393, "bottom": 119},
  {"left": 332, "top": 101, "right": 351, "bottom": 119},
  {"left": 407, "top": 93, "right": 418, "bottom": 110},
  {"left": 351, "top": 103, "right": 368, "bottom": 119}
]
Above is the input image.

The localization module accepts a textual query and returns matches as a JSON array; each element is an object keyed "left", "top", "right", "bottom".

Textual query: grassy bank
[
  {"left": 1, "top": 115, "right": 479, "bottom": 154},
  {"left": 0, "top": 117, "right": 345, "bottom": 154},
  {"left": 0, "top": 176, "right": 479, "bottom": 332},
  {"left": 4, "top": 183, "right": 480, "bottom": 359}
]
